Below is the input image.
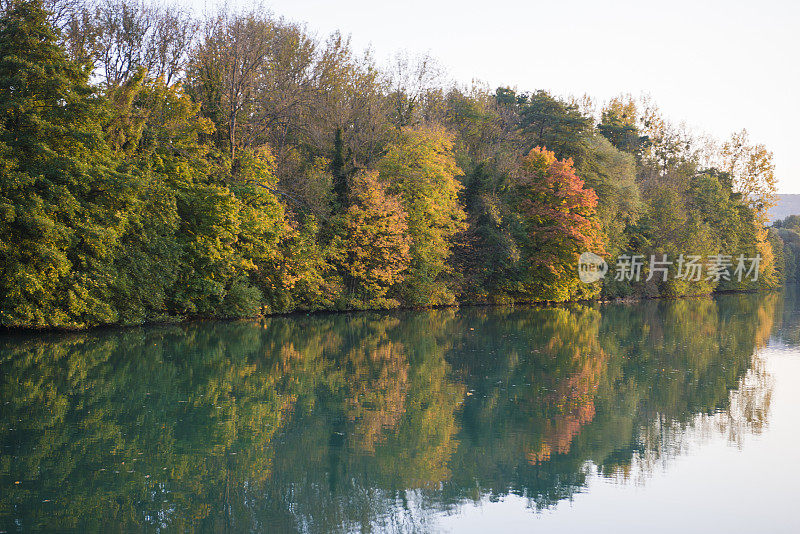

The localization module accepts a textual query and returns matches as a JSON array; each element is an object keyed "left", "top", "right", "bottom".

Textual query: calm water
[{"left": 1, "top": 291, "right": 799, "bottom": 532}]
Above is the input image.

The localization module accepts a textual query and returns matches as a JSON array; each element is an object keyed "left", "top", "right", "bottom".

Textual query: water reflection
[{"left": 0, "top": 292, "right": 785, "bottom": 532}]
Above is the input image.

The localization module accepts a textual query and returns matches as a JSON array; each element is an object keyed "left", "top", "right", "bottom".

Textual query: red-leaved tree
[{"left": 505, "top": 147, "right": 605, "bottom": 301}]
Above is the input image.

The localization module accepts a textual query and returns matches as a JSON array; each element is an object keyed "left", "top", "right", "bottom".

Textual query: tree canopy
[{"left": 0, "top": 0, "right": 784, "bottom": 328}]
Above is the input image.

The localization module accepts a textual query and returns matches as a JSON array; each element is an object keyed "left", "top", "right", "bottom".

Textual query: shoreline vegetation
[
  {"left": 0, "top": 0, "right": 795, "bottom": 330},
  {"left": 0, "top": 288, "right": 779, "bottom": 334}
]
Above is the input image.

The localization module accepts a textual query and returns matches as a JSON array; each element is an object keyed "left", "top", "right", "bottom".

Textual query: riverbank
[{"left": 0, "top": 287, "right": 780, "bottom": 334}]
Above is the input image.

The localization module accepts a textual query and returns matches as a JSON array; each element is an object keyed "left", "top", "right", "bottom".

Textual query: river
[{"left": 1, "top": 290, "right": 798, "bottom": 532}]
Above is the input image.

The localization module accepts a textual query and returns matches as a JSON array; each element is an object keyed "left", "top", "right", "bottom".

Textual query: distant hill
[{"left": 769, "top": 194, "right": 800, "bottom": 223}]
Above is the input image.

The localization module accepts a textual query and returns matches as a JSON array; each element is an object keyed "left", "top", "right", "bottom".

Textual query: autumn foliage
[
  {"left": 339, "top": 171, "right": 411, "bottom": 308},
  {"left": 0, "top": 1, "right": 781, "bottom": 328},
  {"left": 505, "top": 147, "right": 605, "bottom": 301},
  {"left": 379, "top": 126, "right": 467, "bottom": 306}
]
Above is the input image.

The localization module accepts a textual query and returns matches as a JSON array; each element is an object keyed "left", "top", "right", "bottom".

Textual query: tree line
[{"left": 0, "top": 0, "right": 786, "bottom": 328}]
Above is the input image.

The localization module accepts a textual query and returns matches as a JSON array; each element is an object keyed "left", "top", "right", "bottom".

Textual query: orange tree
[
  {"left": 337, "top": 170, "right": 411, "bottom": 309},
  {"left": 504, "top": 147, "right": 605, "bottom": 302}
]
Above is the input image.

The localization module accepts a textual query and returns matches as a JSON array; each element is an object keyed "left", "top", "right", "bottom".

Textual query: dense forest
[{"left": 0, "top": 0, "right": 787, "bottom": 328}]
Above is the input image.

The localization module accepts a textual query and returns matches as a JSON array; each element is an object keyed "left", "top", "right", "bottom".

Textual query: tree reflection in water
[{"left": 0, "top": 292, "right": 785, "bottom": 532}]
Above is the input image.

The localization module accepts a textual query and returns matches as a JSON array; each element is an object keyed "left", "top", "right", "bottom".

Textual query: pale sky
[{"left": 189, "top": 0, "right": 800, "bottom": 192}]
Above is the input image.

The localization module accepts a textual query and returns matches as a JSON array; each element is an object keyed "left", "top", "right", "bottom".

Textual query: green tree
[
  {"left": 597, "top": 96, "right": 648, "bottom": 155},
  {"left": 577, "top": 134, "right": 641, "bottom": 256},
  {"left": 0, "top": 0, "right": 130, "bottom": 328},
  {"left": 379, "top": 125, "right": 466, "bottom": 306},
  {"left": 518, "top": 90, "right": 593, "bottom": 164}
]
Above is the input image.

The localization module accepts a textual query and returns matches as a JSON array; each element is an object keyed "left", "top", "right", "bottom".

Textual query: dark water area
[{"left": 1, "top": 290, "right": 799, "bottom": 532}]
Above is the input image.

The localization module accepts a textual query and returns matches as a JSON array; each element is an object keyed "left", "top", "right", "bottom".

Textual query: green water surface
[{"left": 2, "top": 291, "right": 798, "bottom": 532}]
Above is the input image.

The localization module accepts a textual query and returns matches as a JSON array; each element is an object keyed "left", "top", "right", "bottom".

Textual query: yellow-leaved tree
[
  {"left": 721, "top": 129, "right": 779, "bottom": 287},
  {"left": 378, "top": 126, "right": 467, "bottom": 306},
  {"left": 722, "top": 129, "right": 777, "bottom": 226}
]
